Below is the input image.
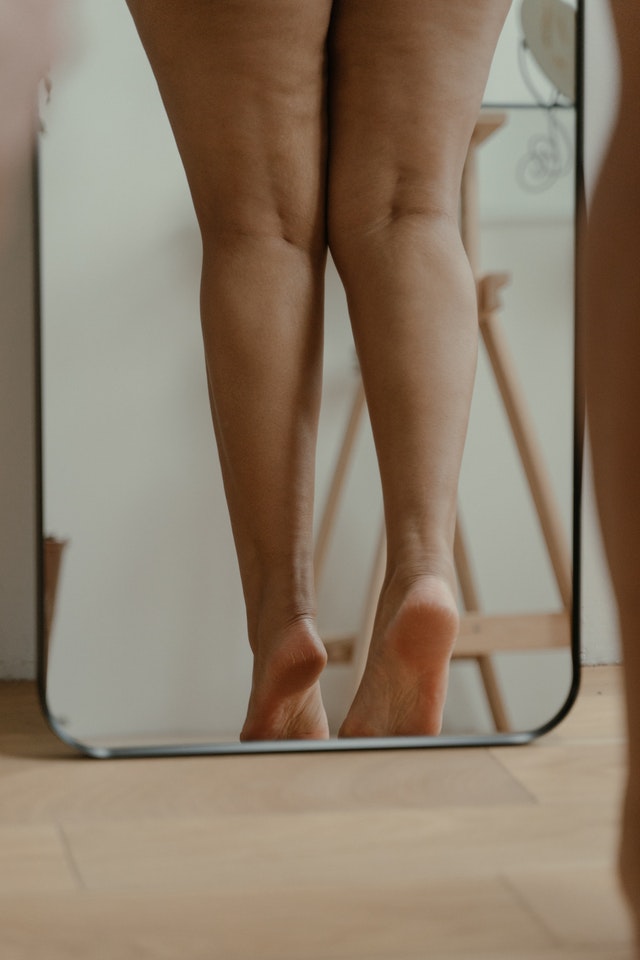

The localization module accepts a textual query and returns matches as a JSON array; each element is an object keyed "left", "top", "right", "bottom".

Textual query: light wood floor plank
[
  {"left": 549, "top": 665, "right": 626, "bottom": 743},
  {"left": 0, "top": 682, "right": 55, "bottom": 735},
  {"left": 0, "top": 666, "right": 634, "bottom": 960},
  {"left": 0, "top": 824, "right": 78, "bottom": 895},
  {"left": 445, "top": 950, "right": 633, "bottom": 960},
  {"left": 444, "top": 950, "right": 633, "bottom": 960},
  {"left": 61, "top": 803, "right": 618, "bottom": 893},
  {"left": 490, "top": 740, "right": 626, "bottom": 806},
  {"left": 504, "top": 861, "right": 633, "bottom": 946},
  {"left": 0, "top": 747, "right": 532, "bottom": 824},
  {"left": 0, "top": 883, "right": 553, "bottom": 960}
]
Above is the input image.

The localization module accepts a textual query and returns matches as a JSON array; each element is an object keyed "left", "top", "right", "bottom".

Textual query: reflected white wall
[
  {"left": 36, "top": 0, "right": 577, "bottom": 741},
  {"left": 0, "top": 0, "right": 621, "bottom": 745}
]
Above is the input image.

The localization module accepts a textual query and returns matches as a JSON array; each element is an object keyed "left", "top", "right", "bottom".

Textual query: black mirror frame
[{"left": 33, "top": 0, "right": 585, "bottom": 758}]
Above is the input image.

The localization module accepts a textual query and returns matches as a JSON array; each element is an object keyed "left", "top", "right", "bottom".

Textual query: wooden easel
[{"left": 315, "top": 111, "right": 573, "bottom": 732}]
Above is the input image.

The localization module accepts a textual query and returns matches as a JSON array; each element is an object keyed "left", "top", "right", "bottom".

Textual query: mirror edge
[{"left": 34, "top": 0, "right": 586, "bottom": 757}]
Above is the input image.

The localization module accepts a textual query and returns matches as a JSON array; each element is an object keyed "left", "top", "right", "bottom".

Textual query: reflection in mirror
[{"left": 39, "top": 0, "right": 579, "bottom": 753}]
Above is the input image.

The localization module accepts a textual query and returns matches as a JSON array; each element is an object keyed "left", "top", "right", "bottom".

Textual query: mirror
[{"left": 38, "top": 0, "right": 581, "bottom": 756}]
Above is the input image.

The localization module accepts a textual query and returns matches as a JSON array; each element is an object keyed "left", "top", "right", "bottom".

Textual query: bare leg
[
  {"left": 585, "top": 2, "right": 640, "bottom": 948},
  {"left": 327, "top": 0, "right": 511, "bottom": 737},
  {"left": 124, "top": 0, "right": 333, "bottom": 740}
]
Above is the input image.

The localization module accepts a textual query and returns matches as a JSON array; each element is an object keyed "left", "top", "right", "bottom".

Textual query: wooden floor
[{"left": 0, "top": 665, "right": 634, "bottom": 960}]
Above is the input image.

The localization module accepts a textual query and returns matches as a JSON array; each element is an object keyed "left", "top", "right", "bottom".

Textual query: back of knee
[
  {"left": 198, "top": 203, "right": 326, "bottom": 262},
  {"left": 327, "top": 195, "right": 460, "bottom": 279}
]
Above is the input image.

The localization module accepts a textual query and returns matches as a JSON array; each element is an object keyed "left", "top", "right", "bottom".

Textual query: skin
[
  {"left": 122, "top": 0, "right": 511, "bottom": 741},
  {"left": 584, "top": 3, "right": 640, "bottom": 952}
]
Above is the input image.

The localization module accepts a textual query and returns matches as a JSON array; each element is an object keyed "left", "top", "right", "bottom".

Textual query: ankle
[
  {"left": 383, "top": 556, "right": 458, "bottom": 606},
  {"left": 251, "top": 603, "right": 320, "bottom": 658},
  {"left": 241, "top": 560, "right": 317, "bottom": 650}
]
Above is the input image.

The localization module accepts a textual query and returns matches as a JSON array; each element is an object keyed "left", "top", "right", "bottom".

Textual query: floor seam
[
  {"left": 486, "top": 747, "right": 540, "bottom": 804},
  {"left": 498, "top": 871, "right": 564, "bottom": 949},
  {"left": 55, "top": 821, "right": 87, "bottom": 891}
]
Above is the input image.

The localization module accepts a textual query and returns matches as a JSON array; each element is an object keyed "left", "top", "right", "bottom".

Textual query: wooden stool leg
[
  {"left": 454, "top": 511, "right": 481, "bottom": 611},
  {"left": 479, "top": 277, "right": 573, "bottom": 610},
  {"left": 476, "top": 656, "right": 511, "bottom": 731},
  {"left": 454, "top": 513, "right": 511, "bottom": 732}
]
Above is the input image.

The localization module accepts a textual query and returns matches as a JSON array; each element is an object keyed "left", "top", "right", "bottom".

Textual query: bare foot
[
  {"left": 240, "top": 617, "right": 330, "bottom": 741},
  {"left": 339, "top": 574, "right": 459, "bottom": 738}
]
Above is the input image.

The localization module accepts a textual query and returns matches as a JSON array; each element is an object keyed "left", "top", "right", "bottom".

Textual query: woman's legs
[
  {"left": 124, "top": 0, "right": 333, "bottom": 740},
  {"left": 327, "top": 0, "right": 511, "bottom": 737},
  {"left": 585, "top": 2, "right": 640, "bottom": 947}
]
